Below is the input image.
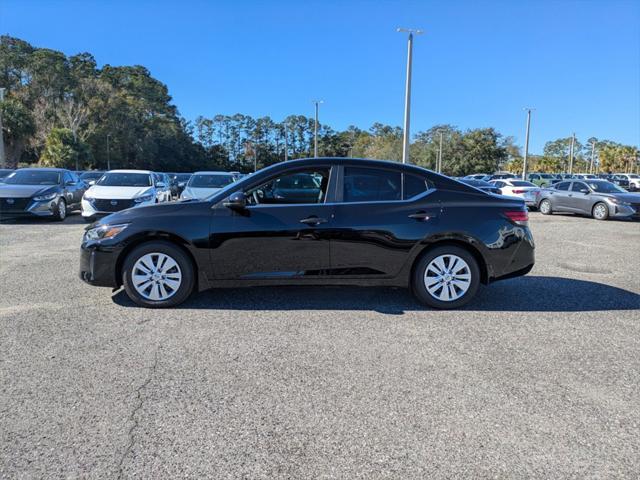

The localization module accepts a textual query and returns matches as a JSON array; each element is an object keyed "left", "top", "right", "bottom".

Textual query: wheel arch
[
  {"left": 409, "top": 238, "right": 489, "bottom": 285},
  {"left": 115, "top": 232, "right": 199, "bottom": 289}
]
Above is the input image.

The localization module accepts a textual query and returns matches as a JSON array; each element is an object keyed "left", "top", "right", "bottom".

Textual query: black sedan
[
  {"left": 0, "top": 168, "right": 87, "bottom": 220},
  {"left": 80, "top": 158, "right": 535, "bottom": 309},
  {"left": 537, "top": 179, "right": 640, "bottom": 220},
  {"left": 457, "top": 178, "right": 501, "bottom": 194}
]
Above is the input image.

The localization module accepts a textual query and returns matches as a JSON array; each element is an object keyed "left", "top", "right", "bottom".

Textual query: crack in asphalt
[{"left": 116, "top": 346, "right": 160, "bottom": 479}]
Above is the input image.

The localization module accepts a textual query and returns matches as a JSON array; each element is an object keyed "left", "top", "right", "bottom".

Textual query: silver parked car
[{"left": 537, "top": 180, "right": 640, "bottom": 220}]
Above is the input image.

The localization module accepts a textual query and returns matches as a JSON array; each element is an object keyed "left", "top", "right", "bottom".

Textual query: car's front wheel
[
  {"left": 412, "top": 246, "right": 480, "bottom": 309},
  {"left": 122, "top": 241, "right": 195, "bottom": 308},
  {"left": 592, "top": 202, "right": 609, "bottom": 221},
  {"left": 53, "top": 198, "right": 66, "bottom": 221}
]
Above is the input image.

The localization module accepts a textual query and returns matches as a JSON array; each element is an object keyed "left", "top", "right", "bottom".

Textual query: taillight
[
  {"left": 504, "top": 210, "right": 529, "bottom": 225},
  {"left": 512, "top": 189, "right": 526, "bottom": 194}
]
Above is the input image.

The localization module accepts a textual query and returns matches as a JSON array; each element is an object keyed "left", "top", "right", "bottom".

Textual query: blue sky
[{"left": 2, "top": 0, "right": 639, "bottom": 153}]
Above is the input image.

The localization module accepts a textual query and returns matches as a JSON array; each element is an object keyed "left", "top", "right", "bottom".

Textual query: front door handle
[
  {"left": 300, "top": 216, "right": 328, "bottom": 225},
  {"left": 408, "top": 211, "right": 434, "bottom": 221}
]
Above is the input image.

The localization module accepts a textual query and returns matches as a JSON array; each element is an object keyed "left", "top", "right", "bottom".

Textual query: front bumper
[
  {"left": 81, "top": 198, "right": 154, "bottom": 217},
  {"left": 609, "top": 203, "right": 639, "bottom": 219},
  {"left": 79, "top": 243, "right": 121, "bottom": 287},
  {"left": 0, "top": 198, "right": 58, "bottom": 218}
]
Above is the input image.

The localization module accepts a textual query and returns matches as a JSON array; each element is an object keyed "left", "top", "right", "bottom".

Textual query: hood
[
  {"left": 182, "top": 186, "right": 222, "bottom": 199},
  {"left": 92, "top": 201, "right": 191, "bottom": 227},
  {"left": 0, "top": 184, "right": 58, "bottom": 198},
  {"left": 600, "top": 192, "right": 640, "bottom": 202},
  {"left": 86, "top": 185, "right": 153, "bottom": 199}
]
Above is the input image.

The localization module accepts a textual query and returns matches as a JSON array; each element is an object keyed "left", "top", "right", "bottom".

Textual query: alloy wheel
[
  {"left": 132, "top": 252, "right": 182, "bottom": 301},
  {"left": 593, "top": 203, "right": 608, "bottom": 220},
  {"left": 423, "top": 254, "right": 472, "bottom": 302},
  {"left": 58, "top": 200, "right": 66, "bottom": 219}
]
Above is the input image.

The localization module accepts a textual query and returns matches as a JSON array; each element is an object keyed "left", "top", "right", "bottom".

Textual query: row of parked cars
[
  {"left": 458, "top": 171, "right": 640, "bottom": 221},
  {"left": 0, "top": 168, "right": 243, "bottom": 222}
]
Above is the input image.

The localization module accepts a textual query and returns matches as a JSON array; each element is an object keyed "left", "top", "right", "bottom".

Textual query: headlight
[
  {"left": 83, "top": 192, "right": 94, "bottom": 201},
  {"left": 84, "top": 223, "right": 129, "bottom": 242},
  {"left": 609, "top": 197, "right": 630, "bottom": 206},
  {"left": 33, "top": 192, "right": 57, "bottom": 201},
  {"left": 134, "top": 194, "right": 154, "bottom": 203}
]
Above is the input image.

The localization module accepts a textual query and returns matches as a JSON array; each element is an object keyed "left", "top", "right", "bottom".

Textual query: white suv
[{"left": 81, "top": 170, "right": 160, "bottom": 222}]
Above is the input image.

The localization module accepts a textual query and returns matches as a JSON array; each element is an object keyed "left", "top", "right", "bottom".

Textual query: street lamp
[
  {"left": 568, "top": 132, "right": 576, "bottom": 175},
  {"left": 397, "top": 28, "right": 423, "bottom": 164},
  {"left": 0, "top": 87, "right": 6, "bottom": 168},
  {"left": 521, "top": 108, "right": 534, "bottom": 180},
  {"left": 437, "top": 130, "right": 444, "bottom": 173},
  {"left": 589, "top": 140, "right": 597, "bottom": 174},
  {"left": 312, "top": 100, "right": 323, "bottom": 158}
]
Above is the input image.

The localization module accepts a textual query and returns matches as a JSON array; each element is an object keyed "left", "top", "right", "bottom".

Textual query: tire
[
  {"left": 53, "top": 198, "right": 67, "bottom": 221},
  {"left": 539, "top": 199, "right": 552, "bottom": 215},
  {"left": 412, "top": 245, "right": 481, "bottom": 309},
  {"left": 592, "top": 202, "right": 609, "bottom": 221},
  {"left": 122, "top": 241, "right": 195, "bottom": 308}
]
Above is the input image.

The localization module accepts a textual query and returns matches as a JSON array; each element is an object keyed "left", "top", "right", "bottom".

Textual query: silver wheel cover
[
  {"left": 132, "top": 252, "right": 182, "bottom": 301},
  {"left": 594, "top": 204, "right": 607, "bottom": 219},
  {"left": 424, "top": 254, "right": 472, "bottom": 302},
  {"left": 59, "top": 200, "right": 66, "bottom": 219},
  {"left": 540, "top": 200, "right": 550, "bottom": 213}
]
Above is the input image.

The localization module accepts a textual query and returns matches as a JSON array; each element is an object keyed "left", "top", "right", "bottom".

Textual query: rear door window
[
  {"left": 404, "top": 173, "right": 433, "bottom": 200},
  {"left": 343, "top": 167, "right": 401, "bottom": 203},
  {"left": 555, "top": 182, "right": 570, "bottom": 191}
]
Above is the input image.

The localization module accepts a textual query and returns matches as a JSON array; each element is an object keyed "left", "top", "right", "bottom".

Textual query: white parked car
[
  {"left": 489, "top": 179, "right": 541, "bottom": 208},
  {"left": 82, "top": 170, "right": 161, "bottom": 222},
  {"left": 152, "top": 172, "right": 172, "bottom": 202},
  {"left": 615, "top": 173, "right": 640, "bottom": 191},
  {"left": 180, "top": 171, "right": 236, "bottom": 200}
]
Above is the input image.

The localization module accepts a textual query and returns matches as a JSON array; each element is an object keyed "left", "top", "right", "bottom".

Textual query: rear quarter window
[{"left": 404, "top": 173, "right": 434, "bottom": 200}]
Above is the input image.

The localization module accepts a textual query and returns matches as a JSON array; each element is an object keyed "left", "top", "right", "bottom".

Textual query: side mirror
[
  {"left": 65, "top": 181, "right": 76, "bottom": 186},
  {"left": 223, "top": 191, "right": 246, "bottom": 210},
  {"left": 156, "top": 182, "right": 166, "bottom": 188},
  {"left": 88, "top": 180, "right": 96, "bottom": 185}
]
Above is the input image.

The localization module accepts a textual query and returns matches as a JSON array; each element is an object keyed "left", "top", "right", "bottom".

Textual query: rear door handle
[
  {"left": 300, "top": 216, "right": 328, "bottom": 225},
  {"left": 408, "top": 211, "right": 434, "bottom": 221}
]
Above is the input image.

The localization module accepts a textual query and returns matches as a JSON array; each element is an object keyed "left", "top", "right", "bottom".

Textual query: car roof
[
  {"left": 192, "top": 171, "right": 235, "bottom": 176},
  {"left": 107, "top": 169, "right": 153, "bottom": 174},
  {"left": 18, "top": 167, "right": 69, "bottom": 172}
]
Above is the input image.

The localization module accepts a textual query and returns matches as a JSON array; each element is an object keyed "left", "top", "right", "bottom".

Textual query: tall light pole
[
  {"left": 0, "top": 87, "right": 6, "bottom": 168},
  {"left": 522, "top": 108, "right": 534, "bottom": 180},
  {"left": 106, "top": 134, "right": 111, "bottom": 170},
  {"left": 568, "top": 133, "right": 576, "bottom": 174},
  {"left": 397, "top": 28, "right": 423, "bottom": 164},
  {"left": 312, "top": 100, "right": 323, "bottom": 158},
  {"left": 283, "top": 124, "right": 288, "bottom": 162},
  {"left": 437, "top": 130, "right": 443, "bottom": 173},
  {"left": 589, "top": 140, "right": 596, "bottom": 174}
]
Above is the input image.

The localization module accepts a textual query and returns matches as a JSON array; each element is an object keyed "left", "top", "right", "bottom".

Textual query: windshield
[
  {"left": 97, "top": 172, "right": 151, "bottom": 187},
  {"left": 174, "top": 174, "right": 192, "bottom": 182},
  {"left": 628, "top": 174, "right": 639, "bottom": 179},
  {"left": 510, "top": 181, "right": 536, "bottom": 187},
  {"left": 80, "top": 172, "right": 104, "bottom": 180},
  {"left": 587, "top": 181, "right": 626, "bottom": 193},
  {"left": 540, "top": 174, "right": 553, "bottom": 178},
  {"left": 189, "top": 174, "right": 234, "bottom": 188},
  {"left": 4, "top": 170, "right": 60, "bottom": 185}
]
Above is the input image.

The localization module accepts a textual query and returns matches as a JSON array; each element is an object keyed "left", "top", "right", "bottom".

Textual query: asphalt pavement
[{"left": 1, "top": 212, "right": 639, "bottom": 478}]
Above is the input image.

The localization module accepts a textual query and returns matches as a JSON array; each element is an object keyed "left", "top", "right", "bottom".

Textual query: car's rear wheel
[
  {"left": 539, "top": 199, "right": 552, "bottom": 215},
  {"left": 592, "top": 202, "right": 609, "bottom": 221},
  {"left": 412, "top": 246, "right": 480, "bottom": 309},
  {"left": 122, "top": 241, "right": 195, "bottom": 308},
  {"left": 53, "top": 198, "right": 66, "bottom": 221}
]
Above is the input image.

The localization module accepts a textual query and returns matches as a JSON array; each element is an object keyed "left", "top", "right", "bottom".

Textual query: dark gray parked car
[{"left": 537, "top": 180, "right": 640, "bottom": 220}]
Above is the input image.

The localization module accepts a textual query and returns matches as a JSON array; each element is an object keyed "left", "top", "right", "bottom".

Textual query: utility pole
[
  {"left": 589, "top": 140, "right": 596, "bottom": 174},
  {"left": 284, "top": 124, "right": 288, "bottom": 162},
  {"left": 0, "top": 88, "right": 6, "bottom": 168},
  {"left": 397, "top": 28, "right": 423, "bottom": 164},
  {"left": 106, "top": 134, "right": 111, "bottom": 170},
  {"left": 312, "top": 100, "right": 323, "bottom": 158},
  {"left": 522, "top": 108, "right": 533, "bottom": 180},
  {"left": 568, "top": 133, "right": 576, "bottom": 174},
  {"left": 437, "top": 130, "right": 443, "bottom": 173}
]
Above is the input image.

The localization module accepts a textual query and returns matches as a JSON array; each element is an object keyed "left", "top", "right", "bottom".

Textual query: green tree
[{"left": 40, "top": 127, "right": 89, "bottom": 169}]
